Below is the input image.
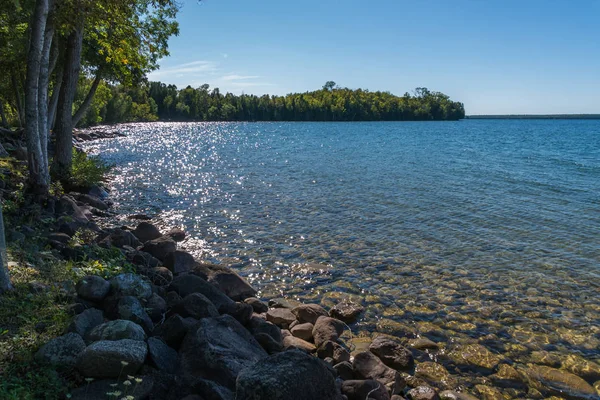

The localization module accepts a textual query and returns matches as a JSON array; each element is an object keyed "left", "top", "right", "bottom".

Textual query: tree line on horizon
[{"left": 72, "top": 80, "right": 465, "bottom": 125}]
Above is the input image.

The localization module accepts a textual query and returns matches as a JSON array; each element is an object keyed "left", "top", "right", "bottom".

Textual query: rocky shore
[{"left": 3, "top": 127, "right": 599, "bottom": 400}]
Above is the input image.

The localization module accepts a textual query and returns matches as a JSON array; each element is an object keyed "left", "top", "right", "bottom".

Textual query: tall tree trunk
[
  {"left": 38, "top": 11, "right": 54, "bottom": 179},
  {"left": 72, "top": 69, "right": 102, "bottom": 127},
  {"left": 48, "top": 64, "right": 63, "bottom": 130},
  {"left": 52, "top": 20, "right": 83, "bottom": 182},
  {"left": 25, "top": 0, "right": 50, "bottom": 194},
  {"left": 0, "top": 204, "right": 12, "bottom": 295},
  {"left": 0, "top": 102, "right": 9, "bottom": 129},
  {"left": 11, "top": 74, "right": 24, "bottom": 128}
]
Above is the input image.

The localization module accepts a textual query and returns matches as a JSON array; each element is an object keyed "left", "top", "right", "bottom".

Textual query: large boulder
[
  {"left": 208, "top": 269, "right": 257, "bottom": 301},
  {"left": 35, "top": 333, "right": 86, "bottom": 368},
  {"left": 132, "top": 221, "right": 162, "bottom": 243},
  {"left": 175, "top": 293, "right": 219, "bottom": 319},
  {"left": 341, "top": 380, "right": 390, "bottom": 400},
  {"left": 219, "top": 302, "right": 254, "bottom": 325},
  {"left": 146, "top": 292, "right": 168, "bottom": 322},
  {"left": 179, "top": 315, "right": 267, "bottom": 388},
  {"left": 247, "top": 315, "right": 282, "bottom": 344},
  {"left": 76, "top": 339, "right": 148, "bottom": 378},
  {"left": 86, "top": 319, "right": 146, "bottom": 342},
  {"left": 235, "top": 349, "right": 338, "bottom": 400},
  {"left": 76, "top": 275, "right": 110, "bottom": 302},
  {"left": 369, "top": 335, "right": 414, "bottom": 370},
  {"left": 353, "top": 351, "right": 400, "bottom": 387},
  {"left": 292, "top": 304, "right": 328, "bottom": 324},
  {"left": 67, "top": 308, "right": 104, "bottom": 338},
  {"left": 170, "top": 274, "right": 234, "bottom": 309},
  {"left": 147, "top": 337, "right": 178, "bottom": 372},
  {"left": 100, "top": 229, "right": 141, "bottom": 249},
  {"left": 164, "top": 250, "right": 197, "bottom": 275},
  {"left": 141, "top": 236, "right": 177, "bottom": 262},
  {"left": 313, "top": 316, "right": 345, "bottom": 347},
  {"left": 153, "top": 314, "right": 190, "bottom": 349},
  {"left": 71, "top": 193, "right": 109, "bottom": 210},
  {"left": 109, "top": 273, "right": 152, "bottom": 300}
]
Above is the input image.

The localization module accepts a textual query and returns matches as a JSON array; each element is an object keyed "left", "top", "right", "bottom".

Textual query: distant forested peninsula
[
  {"left": 72, "top": 81, "right": 465, "bottom": 126},
  {"left": 467, "top": 114, "right": 600, "bottom": 119}
]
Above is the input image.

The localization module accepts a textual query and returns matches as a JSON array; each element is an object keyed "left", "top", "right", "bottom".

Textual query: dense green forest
[{"left": 71, "top": 80, "right": 465, "bottom": 126}]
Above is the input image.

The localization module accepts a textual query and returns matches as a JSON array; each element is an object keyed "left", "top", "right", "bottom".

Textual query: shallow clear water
[{"left": 85, "top": 120, "right": 600, "bottom": 396}]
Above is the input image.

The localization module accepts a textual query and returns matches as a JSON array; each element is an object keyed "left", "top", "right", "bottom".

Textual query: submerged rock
[
  {"left": 522, "top": 364, "right": 597, "bottom": 400},
  {"left": 235, "top": 349, "right": 338, "bottom": 400},
  {"left": 330, "top": 301, "right": 365, "bottom": 323},
  {"left": 353, "top": 351, "right": 399, "bottom": 387},
  {"left": 414, "top": 362, "right": 458, "bottom": 390}
]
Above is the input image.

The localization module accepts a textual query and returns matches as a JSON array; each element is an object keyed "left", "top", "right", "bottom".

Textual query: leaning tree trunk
[
  {"left": 0, "top": 203, "right": 13, "bottom": 294},
  {"left": 72, "top": 69, "right": 102, "bottom": 127},
  {"left": 48, "top": 64, "right": 63, "bottom": 130},
  {"left": 24, "top": 0, "right": 50, "bottom": 194},
  {"left": 52, "top": 21, "right": 83, "bottom": 182}
]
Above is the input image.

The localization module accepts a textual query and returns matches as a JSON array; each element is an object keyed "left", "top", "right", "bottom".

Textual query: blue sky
[{"left": 148, "top": 0, "right": 600, "bottom": 115}]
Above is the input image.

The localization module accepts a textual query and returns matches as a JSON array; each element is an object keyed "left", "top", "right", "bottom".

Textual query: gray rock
[
  {"left": 175, "top": 293, "right": 219, "bottom": 319},
  {"left": 313, "top": 316, "right": 345, "bottom": 347},
  {"left": 117, "top": 296, "right": 153, "bottom": 332},
  {"left": 208, "top": 269, "right": 256, "bottom": 301},
  {"left": 71, "top": 193, "right": 108, "bottom": 210},
  {"left": 131, "top": 250, "right": 163, "bottom": 269},
  {"left": 101, "top": 229, "right": 141, "bottom": 248},
  {"left": 341, "top": 379, "right": 390, "bottom": 400},
  {"left": 266, "top": 308, "right": 297, "bottom": 328},
  {"left": 317, "top": 340, "right": 351, "bottom": 364},
  {"left": 244, "top": 297, "right": 269, "bottom": 313},
  {"left": 164, "top": 250, "right": 197, "bottom": 275},
  {"left": 369, "top": 335, "right": 414, "bottom": 371},
  {"left": 146, "top": 292, "right": 167, "bottom": 322},
  {"left": 35, "top": 333, "right": 86, "bottom": 368},
  {"left": 133, "top": 221, "right": 162, "bottom": 243},
  {"left": 76, "top": 339, "right": 148, "bottom": 378},
  {"left": 330, "top": 301, "right": 364, "bottom": 323},
  {"left": 110, "top": 273, "right": 152, "bottom": 300},
  {"left": 154, "top": 314, "right": 189, "bottom": 349},
  {"left": 247, "top": 315, "right": 282, "bottom": 344},
  {"left": 407, "top": 386, "right": 440, "bottom": 400},
  {"left": 291, "top": 322, "right": 314, "bottom": 341},
  {"left": 292, "top": 303, "right": 329, "bottom": 324},
  {"left": 86, "top": 319, "right": 146, "bottom": 342},
  {"left": 67, "top": 308, "right": 104, "bottom": 338},
  {"left": 254, "top": 333, "right": 283, "bottom": 354},
  {"left": 170, "top": 274, "right": 234, "bottom": 309},
  {"left": 166, "top": 227, "right": 186, "bottom": 242},
  {"left": 141, "top": 236, "right": 177, "bottom": 261},
  {"left": 236, "top": 349, "right": 338, "bottom": 400},
  {"left": 219, "top": 301, "right": 253, "bottom": 325},
  {"left": 148, "top": 337, "right": 178, "bottom": 372},
  {"left": 76, "top": 275, "right": 110, "bottom": 302},
  {"left": 179, "top": 315, "right": 267, "bottom": 388}
]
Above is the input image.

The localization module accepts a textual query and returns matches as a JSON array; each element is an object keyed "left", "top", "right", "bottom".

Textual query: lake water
[{"left": 85, "top": 120, "right": 600, "bottom": 397}]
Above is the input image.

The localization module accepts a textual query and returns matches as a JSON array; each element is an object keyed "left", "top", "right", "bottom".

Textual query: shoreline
[{"left": 2, "top": 125, "right": 599, "bottom": 399}]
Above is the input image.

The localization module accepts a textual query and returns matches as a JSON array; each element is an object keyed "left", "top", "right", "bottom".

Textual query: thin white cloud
[
  {"left": 221, "top": 53, "right": 229, "bottom": 58},
  {"left": 149, "top": 60, "right": 219, "bottom": 78},
  {"left": 221, "top": 74, "right": 260, "bottom": 81}
]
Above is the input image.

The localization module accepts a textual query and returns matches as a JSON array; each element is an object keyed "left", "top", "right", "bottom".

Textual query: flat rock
[
  {"left": 76, "top": 275, "right": 110, "bottom": 302},
  {"left": 148, "top": 337, "right": 178, "bottom": 372},
  {"left": 266, "top": 308, "right": 297, "bottom": 328},
  {"left": 35, "top": 333, "right": 86, "bottom": 368},
  {"left": 268, "top": 297, "right": 302, "bottom": 309},
  {"left": 236, "top": 349, "right": 338, "bottom": 400},
  {"left": 179, "top": 315, "right": 267, "bottom": 388},
  {"left": 313, "top": 316, "right": 345, "bottom": 347},
  {"left": 283, "top": 335, "right": 316, "bottom": 352},
  {"left": 86, "top": 319, "right": 146, "bottom": 342},
  {"left": 76, "top": 339, "right": 147, "bottom": 378},
  {"left": 369, "top": 335, "right": 415, "bottom": 371}
]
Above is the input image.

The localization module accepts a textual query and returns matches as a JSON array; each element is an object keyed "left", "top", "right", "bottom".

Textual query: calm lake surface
[{"left": 85, "top": 120, "right": 600, "bottom": 395}]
